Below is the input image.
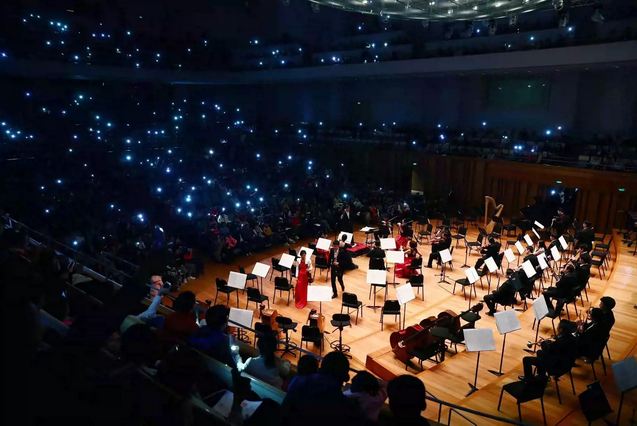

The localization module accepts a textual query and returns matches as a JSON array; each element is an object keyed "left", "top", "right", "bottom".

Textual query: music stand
[
  {"left": 612, "top": 356, "right": 637, "bottom": 426},
  {"left": 366, "top": 269, "right": 387, "bottom": 312},
  {"left": 330, "top": 313, "right": 352, "bottom": 358},
  {"left": 386, "top": 250, "right": 405, "bottom": 286},
  {"left": 437, "top": 248, "right": 452, "bottom": 285},
  {"left": 307, "top": 286, "right": 332, "bottom": 314},
  {"left": 396, "top": 283, "right": 415, "bottom": 330},
  {"left": 489, "top": 309, "right": 521, "bottom": 377},
  {"left": 380, "top": 237, "right": 396, "bottom": 251},
  {"left": 463, "top": 267, "right": 480, "bottom": 310},
  {"left": 504, "top": 248, "right": 516, "bottom": 271},
  {"left": 514, "top": 241, "right": 525, "bottom": 266},
  {"left": 525, "top": 296, "right": 549, "bottom": 354},
  {"left": 228, "top": 307, "right": 254, "bottom": 344},
  {"left": 251, "top": 262, "right": 270, "bottom": 294},
  {"left": 484, "top": 256, "right": 499, "bottom": 292},
  {"left": 464, "top": 328, "right": 496, "bottom": 396}
]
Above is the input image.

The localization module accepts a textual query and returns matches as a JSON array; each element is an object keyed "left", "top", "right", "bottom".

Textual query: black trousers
[
  {"left": 475, "top": 257, "right": 486, "bottom": 270},
  {"left": 484, "top": 293, "right": 503, "bottom": 313},
  {"left": 331, "top": 266, "right": 344, "bottom": 295},
  {"left": 523, "top": 350, "right": 548, "bottom": 379},
  {"left": 427, "top": 252, "right": 440, "bottom": 268}
]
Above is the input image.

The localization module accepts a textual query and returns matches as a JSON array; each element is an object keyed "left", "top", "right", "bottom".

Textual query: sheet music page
[
  {"left": 367, "top": 269, "right": 387, "bottom": 284},
  {"left": 439, "top": 248, "right": 452, "bottom": 263},
  {"left": 532, "top": 297, "right": 549, "bottom": 321},
  {"left": 465, "top": 267, "right": 479, "bottom": 284},
  {"left": 279, "top": 253, "right": 295, "bottom": 268},
  {"left": 494, "top": 309, "right": 522, "bottom": 335},
  {"left": 229, "top": 308, "right": 254, "bottom": 329},
  {"left": 396, "top": 284, "right": 416, "bottom": 305},
  {"left": 307, "top": 286, "right": 333, "bottom": 302},
  {"left": 515, "top": 241, "right": 525, "bottom": 255},
  {"left": 611, "top": 357, "right": 637, "bottom": 393},
  {"left": 522, "top": 260, "right": 536, "bottom": 279},
  {"left": 485, "top": 257, "right": 498, "bottom": 273},
  {"left": 386, "top": 250, "right": 405, "bottom": 264},
  {"left": 558, "top": 236, "right": 568, "bottom": 250},
  {"left": 297, "top": 246, "right": 314, "bottom": 258},
  {"left": 504, "top": 248, "right": 516, "bottom": 262},
  {"left": 534, "top": 221, "right": 544, "bottom": 229},
  {"left": 380, "top": 238, "right": 396, "bottom": 250},
  {"left": 360, "top": 226, "right": 375, "bottom": 232},
  {"left": 227, "top": 271, "right": 247, "bottom": 289},
  {"left": 252, "top": 262, "right": 270, "bottom": 278},
  {"left": 338, "top": 232, "right": 353, "bottom": 244},
  {"left": 212, "top": 391, "right": 234, "bottom": 419},
  {"left": 464, "top": 328, "right": 496, "bottom": 352},
  {"left": 550, "top": 246, "right": 561, "bottom": 261},
  {"left": 537, "top": 254, "right": 549, "bottom": 270},
  {"left": 316, "top": 238, "right": 331, "bottom": 251},
  {"left": 524, "top": 234, "right": 534, "bottom": 247},
  {"left": 532, "top": 228, "right": 541, "bottom": 239}
]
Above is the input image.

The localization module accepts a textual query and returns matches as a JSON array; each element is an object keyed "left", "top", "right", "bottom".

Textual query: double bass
[
  {"left": 435, "top": 303, "right": 483, "bottom": 351},
  {"left": 389, "top": 316, "right": 437, "bottom": 364}
]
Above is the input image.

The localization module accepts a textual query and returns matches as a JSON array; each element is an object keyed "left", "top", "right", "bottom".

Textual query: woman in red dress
[
  {"left": 395, "top": 240, "right": 422, "bottom": 278},
  {"left": 295, "top": 250, "right": 313, "bottom": 309},
  {"left": 395, "top": 220, "right": 411, "bottom": 249}
]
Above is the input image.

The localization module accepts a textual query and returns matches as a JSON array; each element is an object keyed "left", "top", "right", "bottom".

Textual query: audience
[
  {"left": 386, "top": 375, "right": 430, "bottom": 426},
  {"left": 188, "top": 304, "right": 238, "bottom": 368},
  {"left": 239, "top": 333, "right": 291, "bottom": 389},
  {"left": 163, "top": 291, "right": 200, "bottom": 342},
  {"left": 344, "top": 371, "right": 387, "bottom": 423}
]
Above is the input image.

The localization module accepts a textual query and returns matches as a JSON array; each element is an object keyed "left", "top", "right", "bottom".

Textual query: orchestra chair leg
[
  {"left": 497, "top": 388, "right": 504, "bottom": 411},
  {"left": 569, "top": 371, "right": 575, "bottom": 395},
  {"left": 554, "top": 376, "right": 562, "bottom": 405},
  {"left": 541, "top": 397, "right": 547, "bottom": 425},
  {"left": 601, "top": 354, "right": 607, "bottom": 375},
  {"left": 606, "top": 343, "right": 611, "bottom": 360},
  {"left": 591, "top": 361, "right": 598, "bottom": 381},
  {"left": 517, "top": 403, "right": 522, "bottom": 422}
]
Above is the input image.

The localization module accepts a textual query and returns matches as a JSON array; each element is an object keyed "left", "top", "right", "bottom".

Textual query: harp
[{"left": 485, "top": 196, "right": 504, "bottom": 234}]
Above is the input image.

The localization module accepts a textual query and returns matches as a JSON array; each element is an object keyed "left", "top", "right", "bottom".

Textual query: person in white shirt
[{"left": 238, "top": 334, "right": 290, "bottom": 389}]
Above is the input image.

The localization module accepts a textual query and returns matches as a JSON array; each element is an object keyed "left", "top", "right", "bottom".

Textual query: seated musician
[
  {"left": 395, "top": 241, "right": 422, "bottom": 278},
  {"left": 599, "top": 296, "right": 616, "bottom": 334},
  {"left": 519, "top": 320, "right": 578, "bottom": 382},
  {"left": 374, "top": 221, "right": 391, "bottom": 241},
  {"left": 475, "top": 237, "right": 500, "bottom": 270},
  {"left": 533, "top": 240, "right": 547, "bottom": 256},
  {"left": 542, "top": 264, "right": 577, "bottom": 305},
  {"left": 366, "top": 240, "right": 385, "bottom": 260},
  {"left": 576, "top": 308, "right": 609, "bottom": 357},
  {"left": 483, "top": 269, "right": 517, "bottom": 316},
  {"left": 339, "top": 234, "right": 353, "bottom": 250},
  {"left": 426, "top": 231, "right": 451, "bottom": 268},
  {"left": 575, "top": 253, "right": 592, "bottom": 287}
]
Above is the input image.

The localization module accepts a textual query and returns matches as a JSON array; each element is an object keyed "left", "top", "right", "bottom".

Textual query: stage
[{"left": 184, "top": 226, "right": 637, "bottom": 425}]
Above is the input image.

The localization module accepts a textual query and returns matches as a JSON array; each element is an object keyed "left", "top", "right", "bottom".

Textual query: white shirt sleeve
[{"left": 136, "top": 295, "right": 163, "bottom": 321}]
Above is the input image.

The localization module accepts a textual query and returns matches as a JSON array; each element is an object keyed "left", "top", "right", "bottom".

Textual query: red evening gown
[{"left": 295, "top": 261, "right": 309, "bottom": 309}]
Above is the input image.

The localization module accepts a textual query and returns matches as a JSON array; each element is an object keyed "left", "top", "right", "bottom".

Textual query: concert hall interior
[{"left": 2, "top": 1, "right": 637, "bottom": 425}]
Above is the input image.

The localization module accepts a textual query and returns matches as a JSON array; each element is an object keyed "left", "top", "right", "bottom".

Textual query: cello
[{"left": 390, "top": 316, "right": 437, "bottom": 364}]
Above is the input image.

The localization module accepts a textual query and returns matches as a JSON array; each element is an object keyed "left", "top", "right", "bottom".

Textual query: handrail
[{"left": 6, "top": 215, "right": 530, "bottom": 426}]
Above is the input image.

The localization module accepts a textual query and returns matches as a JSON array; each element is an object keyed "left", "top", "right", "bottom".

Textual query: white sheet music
[
  {"left": 534, "top": 221, "right": 545, "bottom": 229},
  {"left": 494, "top": 309, "right": 522, "bottom": 335},
  {"left": 558, "top": 236, "right": 568, "bottom": 250},
  {"left": 524, "top": 234, "right": 534, "bottom": 247},
  {"left": 465, "top": 267, "right": 480, "bottom": 284},
  {"left": 396, "top": 284, "right": 415, "bottom": 305},
  {"left": 550, "top": 246, "right": 561, "bottom": 261},
  {"left": 612, "top": 357, "right": 637, "bottom": 393},
  {"left": 537, "top": 253, "right": 549, "bottom": 270},
  {"left": 367, "top": 269, "right": 387, "bottom": 284},
  {"left": 279, "top": 253, "right": 295, "bottom": 268},
  {"left": 504, "top": 248, "right": 516, "bottom": 263},
  {"left": 229, "top": 308, "right": 254, "bottom": 329},
  {"left": 360, "top": 226, "right": 375, "bottom": 232},
  {"left": 307, "top": 286, "right": 333, "bottom": 302},
  {"left": 522, "top": 260, "right": 536, "bottom": 279},
  {"left": 227, "top": 271, "right": 247, "bottom": 290},
  {"left": 439, "top": 248, "right": 452, "bottom": 264},
  {"left": 338, "top": 232, "right": 354, "bottom": 244},
  {"left": 532, "top": 228, "right": 541, "bottom": 240},
  {"left": 316, "top": 238, "right": 332, "bottom": 251},
  {"left": 531, "top": 296, "right": 549, "bottom": 321},
  {"left": 464, "top": 328, "right": 496, "bottom": 352},
  {"left": 252, "top": 262, "right": 270, "bottom": 278},
  {"left": 485, "top": 257, "right": 498, "bottom": 273},
  {"left": 380, "top": 238, "right": 396, "bottom": 250},
  {"left": 386, "top": 250, "right": 405, "bottom": 264},
  {"left": 297, "top": 246, "right": 314, "bottom": 259},
  {"left": 515, "top": 241, "right": 525, "bottom": 255}
]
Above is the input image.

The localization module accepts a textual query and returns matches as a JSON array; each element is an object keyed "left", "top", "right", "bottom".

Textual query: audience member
[
  {"left": 344, "top": 371, "right": 387, "bottom": 423},
  {"left": 386, "top": 375, "right": 430, "bottom": 426},
  {"left": 188, "top": 304, "right": 237, "bottom": 368},
  {"left": 163, "top": 291, "right": 199, "bottom": 342},
  {"left": 239, "top": 334, "right": 291, "bottom": 389}
]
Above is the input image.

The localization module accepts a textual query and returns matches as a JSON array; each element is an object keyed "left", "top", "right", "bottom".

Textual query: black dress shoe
[
  {"left": 332, "top": 294, "right": 338, "bottom": 299},
  {"left": 485, "top": 311, "right": 495, "bottom": 316}
]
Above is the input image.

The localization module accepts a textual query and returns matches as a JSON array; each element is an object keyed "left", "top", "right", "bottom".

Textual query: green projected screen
[{"left": 487, "top": 78, "right": 551, "bottom": 109}]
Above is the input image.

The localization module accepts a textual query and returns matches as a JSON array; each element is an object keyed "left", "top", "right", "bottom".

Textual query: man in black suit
[
  {"left": 366, "top": 240, "right": 385, "bottom": 260},
  {"left": 543, "top": 264, "right": 577, "bottom": 308},
  {"left": 328, "top": 240, "right": 346, "bottom": 298},
  {"left": 577, "top": 308, "right": 608, "bottom": 357},
  {"left": 599, "top": 296, "right": 616, "bottom": 334},
  {"left": 483, "top": 269, "right": 518, "bottom": 315},
  {"left": 552, "top": 207, "right": 568, "bottom": 237},
  {"left": 576, "top": 220, "right": 595, "bottom": 252},
  {"left": 374, "top": 221, "right": 391, "bottom": 241},
  {"left": 340, "top": 205, "right": 355, "bottom": 243},
  {"left": 575, "top": 253, "right": 591, "bottom": 287},
  {"left": 520, "top": 320, "right": 578, "bottom": 381},
  {"left": 426, "top": 232, "right": 452, "bottom": 268},
  {"left": 475, "top": 237, "right": 501, "bottom": 270}
]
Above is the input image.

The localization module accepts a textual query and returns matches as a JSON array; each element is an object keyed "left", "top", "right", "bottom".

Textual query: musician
[
  {"left": 425, "top": 231, "right": 451, "bottom": 268},
  {"left": 339, "top": 205, "right": 355, "bottom": 243},
  {"left": 575, "top": 253, "right": 592, "bottom": 287},
  {"left": 340, "top": 234, "right": 353, "bottom": 250},
  {"left": 576, "top": 308, "right": 608, "bottom": 357},
  {"left": 328, "top": 240, "right": 347, "bottom": 298},
  {"left": 374, "top": 221, "right": 391, "bottom": 241},
  {"left": 547, "top": 235, "right": 560, "bottom": 257},
  {"left": 599, "top": 296, "right": 616, "bottom": 334},
  {"left": 542, "top": 264, "right": 577, "bottom": 304},
  {"left": 366, "top": 240, "right": 386, "bottom": 260},
  {"left": 519, "top": 320, "right": 578, "bottom": 382},
  {"left": 552, "top": 207, "right": 568, "bottom": 236},
  {"left": 474, "top": 237, "right": 500, "bottom": 270},
  {"left": 483, "top": 269, "right": 517, "bottom": 316},
  {"left": 518, "top": 268, "right": 535, "bottom": 301},
  {"left": 575, "top": 220, "right": 595, "bottom": 252},
  {"left": 532, "top": 240, "right": 547, "bottom": 256}
]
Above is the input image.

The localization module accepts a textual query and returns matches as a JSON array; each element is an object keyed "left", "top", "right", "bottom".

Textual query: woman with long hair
[
  {"left": 294, "top": 250, "right": 313, "bottom": 309},
  {"left": 239, "top": 334, "right": 290, "bottom": 389}
]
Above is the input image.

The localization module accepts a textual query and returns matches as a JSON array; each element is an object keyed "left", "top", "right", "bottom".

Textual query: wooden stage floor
[{"left": 185, "top": 227, "right": 637, "bottom": 425}]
